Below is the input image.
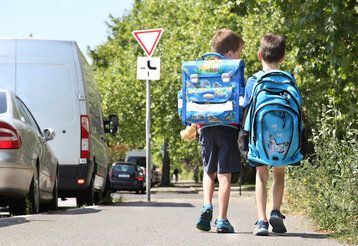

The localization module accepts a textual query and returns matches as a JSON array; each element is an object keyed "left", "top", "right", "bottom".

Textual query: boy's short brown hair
[
  {"left": 211, "top": 29, "right": 244, "bottom": 55},
  {"left": 260, "top": 34, "right": 286, "bottom": 63}
]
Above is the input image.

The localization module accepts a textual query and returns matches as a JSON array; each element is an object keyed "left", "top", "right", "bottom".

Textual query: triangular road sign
[{"left": 132, "top": 28, "right": 163, "bottom": 57}]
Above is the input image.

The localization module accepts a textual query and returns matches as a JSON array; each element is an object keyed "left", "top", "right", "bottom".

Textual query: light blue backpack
[
  {"left": 244, "top": 70, "right": 304, "bottom": 166},
  {"left": 178, "top": 53, "right": 245, "bottom": 125}
]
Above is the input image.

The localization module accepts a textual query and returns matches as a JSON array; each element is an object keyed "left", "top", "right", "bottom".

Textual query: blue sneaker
[
  {"left": 253, "top": 220, "right": 269, "bottom": 236},
  {"left": 269, "top": 209, "right": 287, "bottom": 233},
  {"left": 196, "top": 204, "right": 213, "bottom": 231},
  {"left": 215, "top": 219, "right": 235, "bottom": 233}
]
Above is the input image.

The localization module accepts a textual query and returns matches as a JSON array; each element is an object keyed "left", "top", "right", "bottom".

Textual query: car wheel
[
  {"left": 42, "top": 169, "right": 58, "bottom": 212},
  {"left": 77, "top": 178, "right": 94, "bottom": 207},
  {"left": 28, "top": 168, "right": 40, "bottom": 214}
]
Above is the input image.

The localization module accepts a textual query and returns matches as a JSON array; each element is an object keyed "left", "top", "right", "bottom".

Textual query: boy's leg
[
  {"left": 256, "top": 166, "right": 269, "bottom": 221},
  {"left": 196, "top": 171, "right": 215, "bottom": 231},
  {"left": 203, "top": 171, "right": 216, "bottom": 205},
  {"left": 217, "top": 173, "right": 231, "bottom": 219},
  {"left": 253, "top": 165, "right": 269, "bottom": 236},
  {"left": 269, "top": 166, "right": 287, "bottom": 233},
  {"left": 272, "top": 167, "right": 285, "bottom": 210}
]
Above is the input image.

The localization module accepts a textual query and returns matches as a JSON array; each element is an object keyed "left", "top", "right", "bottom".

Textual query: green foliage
[
  {"left": 91, "top": 0, "right": 357, "bottom": 241},
  {"left": 287, "top": 108, "right": 358, "bottom": 242}
]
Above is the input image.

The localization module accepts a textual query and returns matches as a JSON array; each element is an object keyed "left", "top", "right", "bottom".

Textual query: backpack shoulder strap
[
  {"left": 252, "top": 71, "right": 265, "bottom": 80},
  {"left": 259, "top": 70, "right": 294, "bottom": 82}
]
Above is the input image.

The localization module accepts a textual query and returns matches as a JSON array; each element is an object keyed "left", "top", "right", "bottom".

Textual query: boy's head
[
  {"left": 258, "top": 33, "right": 286, "bottom": 64},
  {"left": 211, "top": 29, "right": 244, "bottom": 59}
]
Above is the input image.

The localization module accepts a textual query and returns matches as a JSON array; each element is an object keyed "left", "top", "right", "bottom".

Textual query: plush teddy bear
[{"left": 180, "top": 124, "right": 197, "bottom": 141}]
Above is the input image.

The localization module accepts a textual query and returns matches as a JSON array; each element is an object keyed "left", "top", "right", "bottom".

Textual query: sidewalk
[{"left": 114, "top": 181, "right": 345, "bottom": 246}]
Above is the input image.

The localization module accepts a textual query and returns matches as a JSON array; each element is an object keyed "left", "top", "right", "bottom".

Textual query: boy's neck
[{"left": 261, "top": 61, "right": 279, "bottom": 72}]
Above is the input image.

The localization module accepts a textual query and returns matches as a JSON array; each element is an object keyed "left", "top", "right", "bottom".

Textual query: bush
[{"left": 287, "top": 107, "right": 358, "bottom": 242}]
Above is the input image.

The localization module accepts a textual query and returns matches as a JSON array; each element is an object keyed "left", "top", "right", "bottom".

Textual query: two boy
[{"left": 193, "top": 30, "right": 293, "bottom": 235}]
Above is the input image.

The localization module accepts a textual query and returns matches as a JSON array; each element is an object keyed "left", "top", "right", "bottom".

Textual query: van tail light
[
  {"left": 0, "top": 122, "right": 22, "bottom": 149},
  {"left": 80, "top": 115, "right": 90, "bottom": 158}
]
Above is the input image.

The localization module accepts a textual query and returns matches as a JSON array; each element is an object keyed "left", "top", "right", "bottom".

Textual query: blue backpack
[
  {"left": 244, "top": 70, "right": 304, "bottom": 166},
  {"left": 178, "top": 53, "right": 245, "bottom": 125}
]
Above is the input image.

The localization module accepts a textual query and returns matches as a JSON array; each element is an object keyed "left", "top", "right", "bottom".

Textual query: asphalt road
[{"left": 0, "top": 188, "right": 346, "bottom": 246}]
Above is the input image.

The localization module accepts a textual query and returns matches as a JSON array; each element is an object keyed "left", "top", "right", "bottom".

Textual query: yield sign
[{"left": 132, "top": 28, "right": 163, "bottom": 57}]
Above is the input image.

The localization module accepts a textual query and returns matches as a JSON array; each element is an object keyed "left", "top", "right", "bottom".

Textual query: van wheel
[{"left": 77, "top": 178, "right": 94, "bottom": 207}]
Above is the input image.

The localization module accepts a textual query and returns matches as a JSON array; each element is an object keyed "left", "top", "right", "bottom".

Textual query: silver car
[{"left": 0, "top": 89, "right": 58, "bottom": 215}]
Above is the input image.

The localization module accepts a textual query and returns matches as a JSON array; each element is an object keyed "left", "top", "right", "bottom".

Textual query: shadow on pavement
[
  {"left": 272, "top": 232, "right": 331, "bottom": 239},
  {"left": 56, "top": 207, "right": 101, "bottom": 215},
  {"left": 237, "top": 231, "right": 331, "bottom": 239},
  {"left": 0, "top": 217, "right": 29, "bottom": 228},
  {"left": 111, "top": 201, "right": 195, "bottom": 208}
]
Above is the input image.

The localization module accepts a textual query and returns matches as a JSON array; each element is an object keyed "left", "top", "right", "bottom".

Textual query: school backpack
[
  {"left": 244, "top": 70, "right": 304, "bottom": 166},
  {"left": 178, "top": 53, "right": 245, "bottom": 125}
]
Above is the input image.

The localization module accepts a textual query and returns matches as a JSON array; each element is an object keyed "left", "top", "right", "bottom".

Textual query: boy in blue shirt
[
  {"left": 195, "top": 29, "right": 244, "bottom": 233},
  {"left": 243, "top": 33, "right": 291, "bottom": 236}
]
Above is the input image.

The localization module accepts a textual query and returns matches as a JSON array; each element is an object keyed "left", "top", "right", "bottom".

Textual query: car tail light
[
  {"left": 137, "top": 176, "right": 144, "bottom": 181},
  {"left": 80, "top": 115, "right": 90, "bottom": 158},
  {"left": 0, "top": 122, "right": 22, "bottom": 149}
]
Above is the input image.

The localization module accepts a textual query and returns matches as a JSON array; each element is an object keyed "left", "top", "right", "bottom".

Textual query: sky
[{"left": 0, "top": 0, "right": 134, "bottom": 61}]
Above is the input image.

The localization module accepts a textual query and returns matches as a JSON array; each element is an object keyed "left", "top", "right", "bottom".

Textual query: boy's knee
[
  {"left": 256, "top": 167, "right": 269, "bottom": 182},
  {"left": 273, "top": 167, "right": 285, "bottom": 177}
]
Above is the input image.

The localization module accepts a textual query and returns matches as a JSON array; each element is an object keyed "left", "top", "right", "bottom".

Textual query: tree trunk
[{"left": 161, "top": 139, "right": 171, "bottom": 186}]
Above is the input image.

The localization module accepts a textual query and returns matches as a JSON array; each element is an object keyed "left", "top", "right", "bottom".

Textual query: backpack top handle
[{"left": 201, "top": 52, "right": 225, "bottom": 60}]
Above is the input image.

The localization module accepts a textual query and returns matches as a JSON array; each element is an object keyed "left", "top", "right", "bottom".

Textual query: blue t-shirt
[{"left": 243, "top": 76, "right": 257, "bottom": 108}]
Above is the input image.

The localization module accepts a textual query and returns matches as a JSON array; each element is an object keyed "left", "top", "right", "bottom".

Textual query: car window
[
  {"left": 15, "top": 97, "right": 41, "bottom": 134},
  {"left": 113, "top": 164, "right": 135, "bottom": 175},
  {"left": 0, "top": 92, "right": 7, "bottom": 114}
]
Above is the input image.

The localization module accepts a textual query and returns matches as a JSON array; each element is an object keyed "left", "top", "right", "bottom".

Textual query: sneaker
[
  {"left": 196, "top": 204, "right": 213, "bottom": 231},
  {"left": 215, "top": 219, "right": 235, "bottom": 233},
  {"left": 269, "top": 209, "right": 287, "bottom": 233},
  {"left": 253, "top": 220, "right": 269, "bottom": 236}
]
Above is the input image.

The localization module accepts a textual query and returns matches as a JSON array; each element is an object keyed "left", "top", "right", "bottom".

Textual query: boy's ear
[
  {"left": 278, "top": 56, "right": 285, "bottom": 63},
  {"left": 224, "top": 50, "right": 234, "bottom": 59},
  {"left": 258, "top": 50, "right": 262, "bottom": 61}
]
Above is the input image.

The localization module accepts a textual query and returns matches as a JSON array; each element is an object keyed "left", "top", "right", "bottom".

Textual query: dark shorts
[{"left": 199, "top": 126, "right": 241, "bottom": 174}]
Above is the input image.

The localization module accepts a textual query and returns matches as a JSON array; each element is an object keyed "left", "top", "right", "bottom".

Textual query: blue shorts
[{"left": 199, "top": 126, "right": 241, "bottom": 174}]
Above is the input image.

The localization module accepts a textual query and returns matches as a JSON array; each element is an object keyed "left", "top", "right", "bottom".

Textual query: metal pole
[{"left": 146, "top": 79, "right": 151, "bottom": 202}]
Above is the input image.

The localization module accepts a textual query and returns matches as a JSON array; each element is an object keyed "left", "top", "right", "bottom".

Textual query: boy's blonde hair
[
  {"left": 260, "top": 33, "right": 286, "bottom": 63},
  {"left": 211, "top": 29, "right": 244, "bottom": 55}
]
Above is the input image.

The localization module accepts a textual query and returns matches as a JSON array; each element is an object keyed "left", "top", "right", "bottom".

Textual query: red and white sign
[{"left": 132, "top": 28, "right": 163, "bottom": 57}]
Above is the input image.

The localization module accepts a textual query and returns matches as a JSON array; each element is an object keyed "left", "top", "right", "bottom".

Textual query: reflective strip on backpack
[{"left": 186, "top": 101, "right": 233, "bottom": 112}]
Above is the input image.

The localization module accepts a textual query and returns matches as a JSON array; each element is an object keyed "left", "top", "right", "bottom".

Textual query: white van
[{"left": 0, "top": 38, "right": 118, "bottom": 206}]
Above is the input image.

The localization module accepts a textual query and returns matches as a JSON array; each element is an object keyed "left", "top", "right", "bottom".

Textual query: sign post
[{"left": 133, "top": 28, "right": 163, "bottom": 202}]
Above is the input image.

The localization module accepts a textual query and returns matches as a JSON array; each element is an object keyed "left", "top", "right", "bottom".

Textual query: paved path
[{"left": 0, "top": 183, "right": 347, "bottom": 246}]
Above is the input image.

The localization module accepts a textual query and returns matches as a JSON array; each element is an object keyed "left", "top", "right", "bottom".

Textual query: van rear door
[
  {"left": 0, "top": 39, "right": 16, "bottom": 92},
  {"left": 15, "top": 39, "right": 80, "bottom": 165}
]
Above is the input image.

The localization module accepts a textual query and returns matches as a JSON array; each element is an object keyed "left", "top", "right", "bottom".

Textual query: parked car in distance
[
  {"left": 109, "top": 162, "right": 146, "bottom": 194},
  {"left": 0, "top": 89, "right": 58, "bottom": 215},
  {"left": 125, "top": 149, "right": 161, "bottom": 186},
  {"left": 0, "top": 38, "right": 119, "bottom": 207}
]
